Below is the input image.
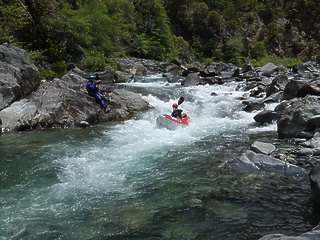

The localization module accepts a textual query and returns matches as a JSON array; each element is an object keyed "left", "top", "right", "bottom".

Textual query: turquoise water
[{"left": 0, "top": 75, "right": 317, "bottom": 239}]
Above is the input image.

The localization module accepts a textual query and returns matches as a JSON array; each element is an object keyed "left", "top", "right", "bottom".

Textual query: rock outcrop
[
  {"left": 0, "top": 45, "right": 150, "bottom": 132},
  {"left": 0, "top": 43, "right": 41, "bottom": 110}
]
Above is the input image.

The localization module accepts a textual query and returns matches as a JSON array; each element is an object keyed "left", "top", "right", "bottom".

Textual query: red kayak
[{"left": 156, "top": 115, "right": 190, "bottom": 130}]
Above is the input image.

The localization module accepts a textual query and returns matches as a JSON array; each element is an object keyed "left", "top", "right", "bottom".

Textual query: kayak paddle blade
[{"left": 178, "top": 96, "right": 185, "bottom": 105}]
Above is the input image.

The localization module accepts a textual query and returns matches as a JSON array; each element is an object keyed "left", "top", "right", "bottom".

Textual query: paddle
[{"left": 178, "top": 96, "right": 185, "bottom": 105}]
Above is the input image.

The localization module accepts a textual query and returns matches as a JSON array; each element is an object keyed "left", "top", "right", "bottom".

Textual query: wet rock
[
  {"left": 275, "top": 95, "right": 320, "bottom": 138},
  {"left": 309, "top": 115, "right": 320, "bottom": 128},
  {"left": 253, "top": 110, "right": 279, "bottom": 124},
  {"left": 296, "top": 148, "right": 314, "bottom": 156},
  {"left": 307, "top": 133, "right": 320, "bottom": 148},
  {"left": 250, "top": 141, "right": 276, "bottom": 155},
  {"left": 259, "top": 229, "right": 320, "bottom": 240},
  {"left": 263, "top": 91, "right": 283, "bottom": 103},
  {"left": 242, "top": 100, "right": 265, "bottom": 112},
  {"left": 266, "top": 75, "right": 289, "bottom": 97},
  {"left": 79, "top": 121, "right": 90, "bottom": 127},
  {"left": 181, "top": 73, "right": 200, "bottom": 86},
  {"left": 226, "top": 150, "right": 306, "bottom": 175}
]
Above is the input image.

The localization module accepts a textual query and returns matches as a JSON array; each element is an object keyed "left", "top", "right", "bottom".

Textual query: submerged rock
[
  {"left": 259, "top": 223, "right": 320, "bottom": 240},
  {"left": 226, "top": 150, "right": 306, "bottom": 175}
]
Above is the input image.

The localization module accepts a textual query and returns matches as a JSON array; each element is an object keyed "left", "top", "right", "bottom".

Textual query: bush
[
  {"left": 252, "top": 56, "right": 303, "bottom": 67},
  {"left": 80, "top": 50, "right": 107, "bottom": 71},
  {"left": 250, "top": 41, "right": 267, "bottom": 60}
]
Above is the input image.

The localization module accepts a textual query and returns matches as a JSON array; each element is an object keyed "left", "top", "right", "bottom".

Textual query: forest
[{"left": 1, "top": 0, "right": 320, "bottom": 78}]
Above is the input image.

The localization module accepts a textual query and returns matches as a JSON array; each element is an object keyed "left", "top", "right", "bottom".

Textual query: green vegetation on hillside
[{"left": 1, "top": 0, "right": 319, "bottom": 77}]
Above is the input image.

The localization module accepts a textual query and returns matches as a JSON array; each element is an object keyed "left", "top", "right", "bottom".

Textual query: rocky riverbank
[
  {"left": 0, "top": 43, "right": 152, "bottom": 132},
  {"left": 1, "top": 43, "right": 320, "bottom": 239}
]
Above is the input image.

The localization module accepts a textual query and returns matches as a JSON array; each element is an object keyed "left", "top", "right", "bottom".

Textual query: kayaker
[
  {"left": 86, "top": 75, "right": 110, "bottom": 112},
  {"left": 171, "top": 103, "right": 183, "bottom": 119}
]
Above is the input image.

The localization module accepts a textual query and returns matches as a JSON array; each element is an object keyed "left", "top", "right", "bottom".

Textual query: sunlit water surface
[{"left": 0, "top": 74, "right": 318, "bottom": 239}]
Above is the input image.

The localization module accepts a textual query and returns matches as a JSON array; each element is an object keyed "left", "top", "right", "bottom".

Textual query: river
[{"left": 0, "top": 74, "right": 318, "bottom": 239}]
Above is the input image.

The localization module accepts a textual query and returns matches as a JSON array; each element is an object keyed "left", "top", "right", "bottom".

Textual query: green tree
[
  {"left": 131, "top": 0, "right": 176, "bottom": 60},
  {"left": 223, "top": 34, "right": 245, "bottom": 65},
  {"left": 0, "top": 0, "right": 28, "bottom": 43}
]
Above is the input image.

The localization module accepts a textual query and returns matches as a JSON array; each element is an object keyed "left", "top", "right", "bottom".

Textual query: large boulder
[
  {"left": 297, "top": 79, "right": 320, "bottom": 98},
  {"left": 254, "top": 110, "right": 279, "bottom": 124},
  {"left": 275, "top": 95, "right": 320, "bottom": 138},
  {"left": 282, "top": 79, "right": 305, "bottom": 100},
  {"left": 0, "top": 68, "right": 150, "bottom": 131},
  {"left": 0, "top": 43, "right": 41, "bottom": 110},
  {"left": 259, "top": 63, "right": 287, "bottom": 77},
  {"left": 266, "top": 75, "right": 289, "bottom": 98},
  {"left": 181, "top": 73, "right": 200, "bottom": 86}
]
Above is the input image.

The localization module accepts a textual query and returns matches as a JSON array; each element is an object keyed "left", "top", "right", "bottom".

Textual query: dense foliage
[{"left": 1, "top": 0, "right": 320, "bottom": 77}]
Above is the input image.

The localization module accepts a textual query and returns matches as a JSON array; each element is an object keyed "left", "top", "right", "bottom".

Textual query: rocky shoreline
[{"left": 1, "top": 43, "right": 320, "bottom": 239}]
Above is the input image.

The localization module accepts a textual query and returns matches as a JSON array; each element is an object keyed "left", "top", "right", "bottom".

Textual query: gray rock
[
  {"left": 253, "top": 110, "right": 279, "bottom": 124},
  {"left": 297, "top": 80, "right": 320, "bottom": 98},
  {"left": 266, "top": 75, "right": 289, "bottom": 97},
  {"left": 0, "top": 68, "right": 150, "bottom": 132},
  {"left": 181, "top": 73, "right": 200, "bottom": 86},
  {"left": 296, "top": 148, "right": 314, "bottom": 156},
  {"left": 259, "top": 63, "right": 280, "bottom": 77},
  {"left": 309, "top": 163, "right": 320, "bottom": 205},
  {"left": 259, "top": 233, "right": 312, "bottom": 240},
  {"left": 275, "top": 95, "right": 320, "bottom": 138},
  {"left": 0, "top": 43, "right": 41, "bottom": 110},
  {"left": 282, "top": 80, "right": 305, "bottom": 100},
  {"left": 79, "top": 121, "right": 90, "bottom": 127},
  {"left": 250, "top": 141, "right": 276, "bottom": 155},
  {"left": 226, "top": 150, "right": 306, "bottom": 175},
  {"left": 309, "top": 115, "right": 320, "bottom": 128},
  {"left": 242, "top": 100, "right": 265, "bottom": 112}
]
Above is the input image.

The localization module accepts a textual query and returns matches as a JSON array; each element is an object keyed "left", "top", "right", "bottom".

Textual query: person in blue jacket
[{"left": 86, "top": 75, "right": 110, "bottom": 111}]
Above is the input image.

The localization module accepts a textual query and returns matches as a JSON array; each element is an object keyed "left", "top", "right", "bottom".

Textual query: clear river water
[{"left": 0, "top": 74, "right": 319, "bottom": 239}]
